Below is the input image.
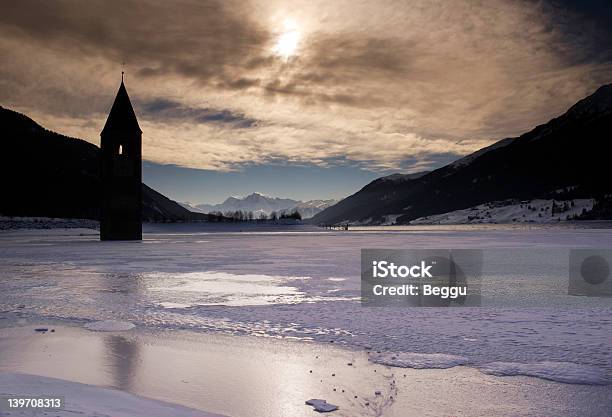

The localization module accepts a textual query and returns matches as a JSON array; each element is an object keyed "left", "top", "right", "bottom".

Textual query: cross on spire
[{"left": 121, "top": 62, "right": 126, "bottom": 82}]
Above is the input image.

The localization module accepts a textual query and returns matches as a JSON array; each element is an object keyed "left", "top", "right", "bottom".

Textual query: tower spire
[{"left": 102, "top": 76, "right": 141, "bottom": 134}]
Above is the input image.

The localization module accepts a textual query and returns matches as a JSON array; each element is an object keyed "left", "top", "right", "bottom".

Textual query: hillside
[
  {"left": 0, "top": 106, "right": 211, "bottom": 222},
  {"left": 311, "top": 84, "right": 612, "bottom": 225}
]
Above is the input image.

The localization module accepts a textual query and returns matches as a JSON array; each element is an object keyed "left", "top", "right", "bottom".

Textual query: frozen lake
[{"left": 1, "top": 223, "right": 611, "bottom": 385}]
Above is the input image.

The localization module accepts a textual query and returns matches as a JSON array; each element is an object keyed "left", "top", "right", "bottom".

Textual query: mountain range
[
  {"left": 0, "top": 106, "right": 213, "bottom": 222},
  {"left": 311, "top": 84, "right": 612, "bottom": 225},
  {"left": 181, "top": 193, "right": 337, "bottom": 219}
]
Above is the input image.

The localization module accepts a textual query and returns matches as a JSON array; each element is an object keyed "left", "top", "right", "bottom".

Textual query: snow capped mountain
[
  {"left": 193, "top": 193, "right": 337, "bottom": 218},
  {"left": 292, "top": 199, "right": 339, "bottom": 219},
  {"left": 195, "top": 193, "right": 297, "bottom": 215}
]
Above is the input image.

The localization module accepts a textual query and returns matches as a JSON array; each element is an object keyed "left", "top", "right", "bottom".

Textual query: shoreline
[
  {"left": 1, "top": 321, "right": 610, "bottom": 417},
  {"left": 2, "top": 216, "right": 612, "bottom": 233}
]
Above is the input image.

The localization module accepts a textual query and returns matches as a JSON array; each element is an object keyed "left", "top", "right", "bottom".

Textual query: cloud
[
  {"left": 139, "top": 98, "right": 257, "bottom": 129},
  {"left": 0, "top": 0, "right": 268, "bottom": 81},
  {"left": 0, "top": 0, "right": 611, "bottom": 174}
]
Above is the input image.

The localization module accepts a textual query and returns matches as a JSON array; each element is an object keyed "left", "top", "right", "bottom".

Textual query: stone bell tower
[{"left": 100, "top": 75, "right": 142, "bottom": 240}]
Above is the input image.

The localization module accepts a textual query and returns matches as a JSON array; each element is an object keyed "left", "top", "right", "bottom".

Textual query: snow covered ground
[
  {"left": 410, "top": 199, "right": 595, "bottom": 224},
  {"left": 0, "top": 216, "right": 99, "bottom": 230},
  {"left": 0, "top": 224, "right": 611, "bottom": 415},
  {"left": 0, "top": 373, "right": 225, "bottom": 417}
]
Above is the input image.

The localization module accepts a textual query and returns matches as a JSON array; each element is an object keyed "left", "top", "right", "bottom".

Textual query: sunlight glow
[{"left": 273, "top": 19, "right": 301, "bottom": 60}]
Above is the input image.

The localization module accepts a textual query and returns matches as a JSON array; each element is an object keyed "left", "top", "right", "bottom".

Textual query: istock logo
[
  {"left": 372, "top": 260, "right": 434, "bottom": 278},
  {"left": 361, "top": 249, "right": 483, "bottom": 307}
]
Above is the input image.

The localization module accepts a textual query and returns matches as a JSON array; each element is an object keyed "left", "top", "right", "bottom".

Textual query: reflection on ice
[
  {"left": 159, "top": 302, "right": 192, "bottom": 309},
  {"left": 148, "top": 271, "right": 309, "bottom": 306}
]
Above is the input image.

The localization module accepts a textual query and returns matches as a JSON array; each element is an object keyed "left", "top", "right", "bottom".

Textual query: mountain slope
[
  {"left": 311, "top": 84, "right": 612, "bottom": 225},
  {"left": 0, "top": 106, "right": 208, "bottom": 222},
  {"left": 141, "top": 184, "right": 209, "bottom": 222}
]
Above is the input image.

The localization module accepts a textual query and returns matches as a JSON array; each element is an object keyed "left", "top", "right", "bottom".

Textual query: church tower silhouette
[{"left": 100, "top": 75, "right": 142, "bottom": 240}]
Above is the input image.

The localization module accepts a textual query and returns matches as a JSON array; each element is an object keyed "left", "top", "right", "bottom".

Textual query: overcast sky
[{"left": 1, "top": 0, "right": 611, "bottom": 203}]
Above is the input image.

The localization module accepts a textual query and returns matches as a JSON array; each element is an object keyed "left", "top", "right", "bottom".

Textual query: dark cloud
[
  {"left": 250, "top": 34, "right": 414, "bottom": 108},
  {"left": 308, "top": 36, "right": 413, "bottom": 75},
  {"left": 139, "top": 98, "right": 257, "bottom": 128},
  {"left": 215, "top": 77, "right": 261, "bottom": 90},
  {"left": 0, "top": 0, "right": 269, "bottom": 85}
]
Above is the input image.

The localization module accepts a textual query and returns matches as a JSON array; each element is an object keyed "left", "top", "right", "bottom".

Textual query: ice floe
[
  {"left": 478, "top": 361, "right": 611, "bottom": 385},
  {"left": 369, "top": 352, "right": 469, "bottom": 369},
  {"left": 305, "top": 399, "right": 339, "bottom": 412},
  {"left": 159, "top": 302, "right": 192, "bottom": 309},
  {"left": 84, "top": 320, "right": 135, "bottom": 331}
]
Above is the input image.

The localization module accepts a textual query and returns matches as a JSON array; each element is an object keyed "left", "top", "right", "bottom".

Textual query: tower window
[{"left": 118, "top": 145, "right": 123, "bottom": 155}]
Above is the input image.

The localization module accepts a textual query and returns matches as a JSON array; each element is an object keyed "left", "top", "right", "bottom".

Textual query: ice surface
[
  {"left": 148, "top": 271, "right": 309, "bottom": 306},
  {"left": 1, "top": 223, "right": 611, "bottom": 386},
  {"left": 369, "top": 352, "right": 469, "bottom": 369},
  {"left": 0, "top": 372, "right": 225, "bottom": 416},
  {"left": 479, "top": 361, "right": 611, "bottom": 385}
]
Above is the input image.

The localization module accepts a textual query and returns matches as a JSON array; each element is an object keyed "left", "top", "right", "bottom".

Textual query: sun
[{"left": 273, "top": 19, "right": 301, "bottom": 60}]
